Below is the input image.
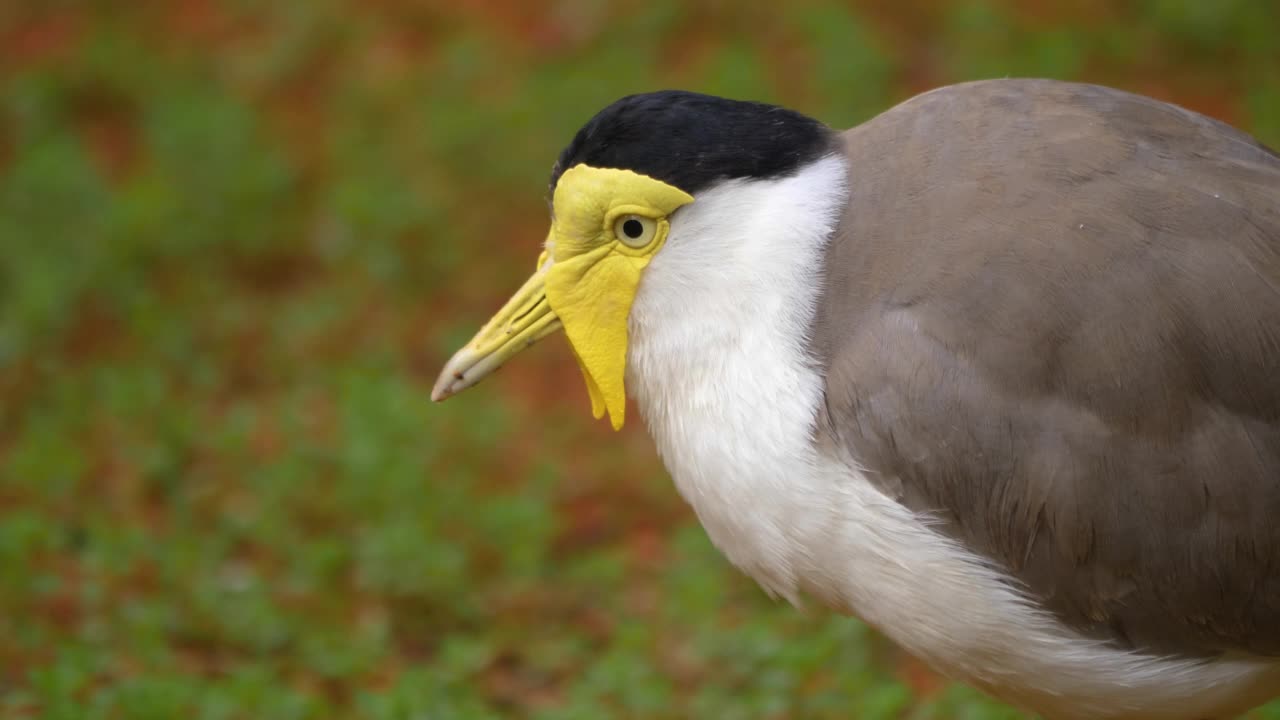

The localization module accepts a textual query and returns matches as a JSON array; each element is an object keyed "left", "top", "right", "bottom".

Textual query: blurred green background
[{"left": 2, "top": 1, "right": 1278, "bottom": 718}]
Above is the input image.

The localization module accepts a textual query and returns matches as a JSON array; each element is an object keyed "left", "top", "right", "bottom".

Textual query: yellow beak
[{"left": 430, "top": 252, "right": 561, "bottom": 403}]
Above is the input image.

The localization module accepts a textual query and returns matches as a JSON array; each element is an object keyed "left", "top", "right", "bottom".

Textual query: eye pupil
[{"left": 622, "top": 219, "right": 644, "bottom": 239}]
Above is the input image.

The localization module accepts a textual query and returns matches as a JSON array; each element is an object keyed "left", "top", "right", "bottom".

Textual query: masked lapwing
[{"left": 432, "top": 78, "right": 1280, "bottom": 720}]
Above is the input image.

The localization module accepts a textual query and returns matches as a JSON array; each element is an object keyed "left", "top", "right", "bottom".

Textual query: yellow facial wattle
[
  {"left": 545, "top": 165, "right": 693, "bottom": 429},
  {"left": 430, "top": 164, "right": 692, "bottom": 431}
]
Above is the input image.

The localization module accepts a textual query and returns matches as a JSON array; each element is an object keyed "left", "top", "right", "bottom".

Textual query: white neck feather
[
  {"left": 624, "top": 153, "right": 1279, "bottom": 720},
  {"left": 627, "top": 153, "right": 848, "bottom": 598}
]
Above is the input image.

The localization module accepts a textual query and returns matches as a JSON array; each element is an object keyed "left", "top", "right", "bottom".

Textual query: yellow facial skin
[{"left": 431, "top": 165, "right": 694, "bottom": 430}]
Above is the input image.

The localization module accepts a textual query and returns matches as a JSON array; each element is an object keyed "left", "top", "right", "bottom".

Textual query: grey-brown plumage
[{"left": 811, "top": 78, "right": 1280, "bottom": 658}]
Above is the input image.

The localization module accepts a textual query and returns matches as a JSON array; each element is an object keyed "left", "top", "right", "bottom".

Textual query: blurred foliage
[{"left": 1, "top": 1, "right": 1278, "bottom": 718}]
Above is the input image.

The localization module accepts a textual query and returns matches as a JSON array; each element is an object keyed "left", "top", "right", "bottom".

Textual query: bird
[{"left": 431, "top": 78, "right": 1280, "bottom": 720}]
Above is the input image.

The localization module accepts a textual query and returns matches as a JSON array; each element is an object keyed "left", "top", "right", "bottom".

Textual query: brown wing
[{"left": 812, "top": 79, "right": 1280, "bottom": 656}]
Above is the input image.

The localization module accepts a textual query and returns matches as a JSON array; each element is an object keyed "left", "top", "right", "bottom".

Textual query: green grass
[{"left": 2, "top": 2, "right": 1279, "bottom": 718}]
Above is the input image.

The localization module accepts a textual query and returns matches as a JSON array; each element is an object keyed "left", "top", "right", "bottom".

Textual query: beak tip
[{"left": 429, "top": 377, "right": 456, "bottom": 403}]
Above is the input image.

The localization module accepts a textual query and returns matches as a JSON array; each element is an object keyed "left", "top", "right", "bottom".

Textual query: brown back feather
[{"left": 812, "top": 78, "right": 1280, "bottom": 657}]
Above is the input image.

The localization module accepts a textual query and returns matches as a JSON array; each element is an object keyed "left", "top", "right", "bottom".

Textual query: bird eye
[{"left": 614, "top": 214, "right": 657, "bottom": 248}]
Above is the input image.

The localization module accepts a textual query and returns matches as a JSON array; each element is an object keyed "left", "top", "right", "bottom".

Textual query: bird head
[{"left": 432, "top": 91, "right": 833, "bottom": 429}]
